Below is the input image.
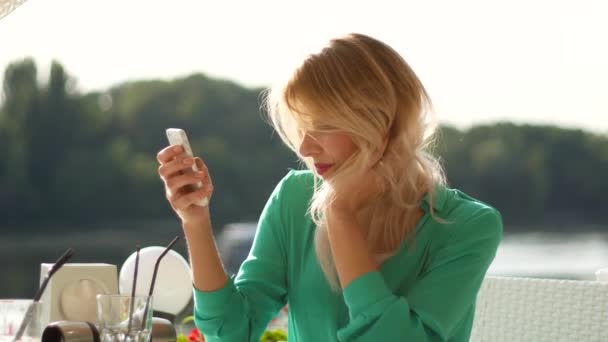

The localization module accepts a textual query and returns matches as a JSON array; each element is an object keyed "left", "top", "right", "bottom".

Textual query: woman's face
[{"left": 298, "top": 129, "right": 357, "bottom": 179}]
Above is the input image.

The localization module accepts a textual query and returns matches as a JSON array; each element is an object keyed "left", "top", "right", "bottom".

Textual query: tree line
[{"left": 1, "top": 58, "right": 607, "bottom": 233}]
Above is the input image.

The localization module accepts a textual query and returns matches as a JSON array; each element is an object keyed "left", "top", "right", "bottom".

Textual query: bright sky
[{"left": 1, "top": 0, "right": 607, "bottom": 134}]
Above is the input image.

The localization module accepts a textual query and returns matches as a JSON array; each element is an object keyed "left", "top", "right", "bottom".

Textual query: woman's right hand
[{"left": 157, "top": 145, "right": 214, "bottom": 224}]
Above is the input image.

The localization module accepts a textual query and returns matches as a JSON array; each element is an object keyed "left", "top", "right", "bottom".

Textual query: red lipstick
[{"left": 314, "top": 163, "right": 333, "bottom": 175}]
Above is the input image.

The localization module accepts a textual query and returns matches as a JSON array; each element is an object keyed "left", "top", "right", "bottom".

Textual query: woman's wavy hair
[{"left": 263, "top": 33, "right": 446, "bottom": 292}]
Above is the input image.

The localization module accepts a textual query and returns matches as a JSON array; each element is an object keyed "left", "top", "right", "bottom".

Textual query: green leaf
[{"left": 260, "top": 328, "right": 287, "bottom": 342}]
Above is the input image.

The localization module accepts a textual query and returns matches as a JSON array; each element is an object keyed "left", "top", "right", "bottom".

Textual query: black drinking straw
[
  {"left": 127, "top": 244, "right": 140, "bottom": 336},
  {"left": 13, "top": 248, "right": 75, "bottom": 341},
  {"left": 141, "top": 235, "right": 180, "bottom": 329}
]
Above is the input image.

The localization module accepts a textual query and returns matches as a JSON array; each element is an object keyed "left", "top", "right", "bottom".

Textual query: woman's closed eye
[{"left": 312, "top": 124, "right": 339, "bottom": 132}]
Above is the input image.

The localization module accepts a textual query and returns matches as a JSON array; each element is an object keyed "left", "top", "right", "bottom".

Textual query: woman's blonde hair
[{"left": 264, "top": 33, "right": 446, "bottom": 292}]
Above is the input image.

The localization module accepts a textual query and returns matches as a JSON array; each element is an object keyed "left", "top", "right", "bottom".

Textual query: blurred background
[{"left": 1, "top": 0, "right": 607, "bottom": 299}]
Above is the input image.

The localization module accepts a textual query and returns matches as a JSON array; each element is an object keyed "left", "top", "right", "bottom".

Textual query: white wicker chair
[{"left": 471, "top": 275, "right": 608, "bottom": 341}]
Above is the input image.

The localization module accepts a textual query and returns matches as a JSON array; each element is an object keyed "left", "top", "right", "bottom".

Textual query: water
[
  {"left": 487, "top": 232, "right": 608, "bottom": 280},
  {"left": 1, "top": 224, "right": 608, "bottom": 298},
  {"left": 217, "top": 225, "right": 608, "bottom": 282}
]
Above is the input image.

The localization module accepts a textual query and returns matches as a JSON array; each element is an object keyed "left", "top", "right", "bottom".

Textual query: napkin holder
[{"left": 39, "top": 263, "right": 118, "bottom": 327}]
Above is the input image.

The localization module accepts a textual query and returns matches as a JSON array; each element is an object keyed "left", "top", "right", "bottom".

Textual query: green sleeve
[
  {"left": 337, "top": 209, "right": 503, "bottom": 341},
  {"left": 192, "top": 172, "right": 293, "bottom": 342}
]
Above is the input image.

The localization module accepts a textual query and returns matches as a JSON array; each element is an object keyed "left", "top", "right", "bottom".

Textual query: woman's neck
[{"left": 361, "top": 198, "right": 425, "bottom": 256}]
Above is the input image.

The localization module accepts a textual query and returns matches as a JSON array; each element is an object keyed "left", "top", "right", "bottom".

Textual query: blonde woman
[{"left": 157, "top": 33, "right": 502, "bottom": 342}]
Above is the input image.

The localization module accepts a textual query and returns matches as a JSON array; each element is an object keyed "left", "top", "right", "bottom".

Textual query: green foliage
[
  {"left": 0, "top": 59, "right": 297, "bottom": 228},
  {"left": 260, "top": 329, "right": 288, "bottom": 342},
  {"left": 437, "top": 123, "right": 608, "bottom": 225},
  {"left": 1, "top": 58, "right": 608, "bottom": 231}
]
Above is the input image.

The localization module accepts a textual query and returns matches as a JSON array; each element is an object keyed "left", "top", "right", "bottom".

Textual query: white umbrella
[{"left": 0, "top": 0, "right": 29, "bottom": 21}]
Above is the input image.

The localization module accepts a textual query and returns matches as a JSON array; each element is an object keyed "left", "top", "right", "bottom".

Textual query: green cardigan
[{"left": 193, "top": 170, "right": 502, "bottom": 341}]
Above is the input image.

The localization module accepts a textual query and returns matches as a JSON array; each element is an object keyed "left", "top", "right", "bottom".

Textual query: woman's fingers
[
  {"left": 159, "top": 151, "right": 214, "bottom": 204},
  {"left": 171, "top": 187, "right": 211, "bottom": 210},
  {"left": 157, "top": 145, "right": 183, "bottom": 164},
  {"left": 194, "top": 157, "right": 205, "bottom": 170},
  {"left": 194, "top": 157, "right": 214, "bottom": 199},
  {"left": 159, "top": 156, "right": 196, "bottom": 180},
  {"left": 157, "top": 145, "right": 215, "bottom": 213},
  {"left": 165, "top": 171, "right": 205, "bottom": 196},
  {"left": 195, "top": 158, "right": 212, "bottom": 182}
]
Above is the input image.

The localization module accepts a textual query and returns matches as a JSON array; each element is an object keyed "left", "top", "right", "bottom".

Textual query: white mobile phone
[{"left": 165, "top": 128, "right": 209, "bottom": 207}]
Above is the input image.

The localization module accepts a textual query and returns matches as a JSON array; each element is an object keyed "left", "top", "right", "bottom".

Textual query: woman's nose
[{"left": 299, "top": 133, "right": 320, "bottom": 157}]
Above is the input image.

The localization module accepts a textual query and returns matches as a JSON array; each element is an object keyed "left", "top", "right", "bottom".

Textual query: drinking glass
[
  {"left": 96, "top": 295, "right": 153, "bottom": 342},
  {"left": 0, "top": 300, "right": 43, "bottom": 342}
]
